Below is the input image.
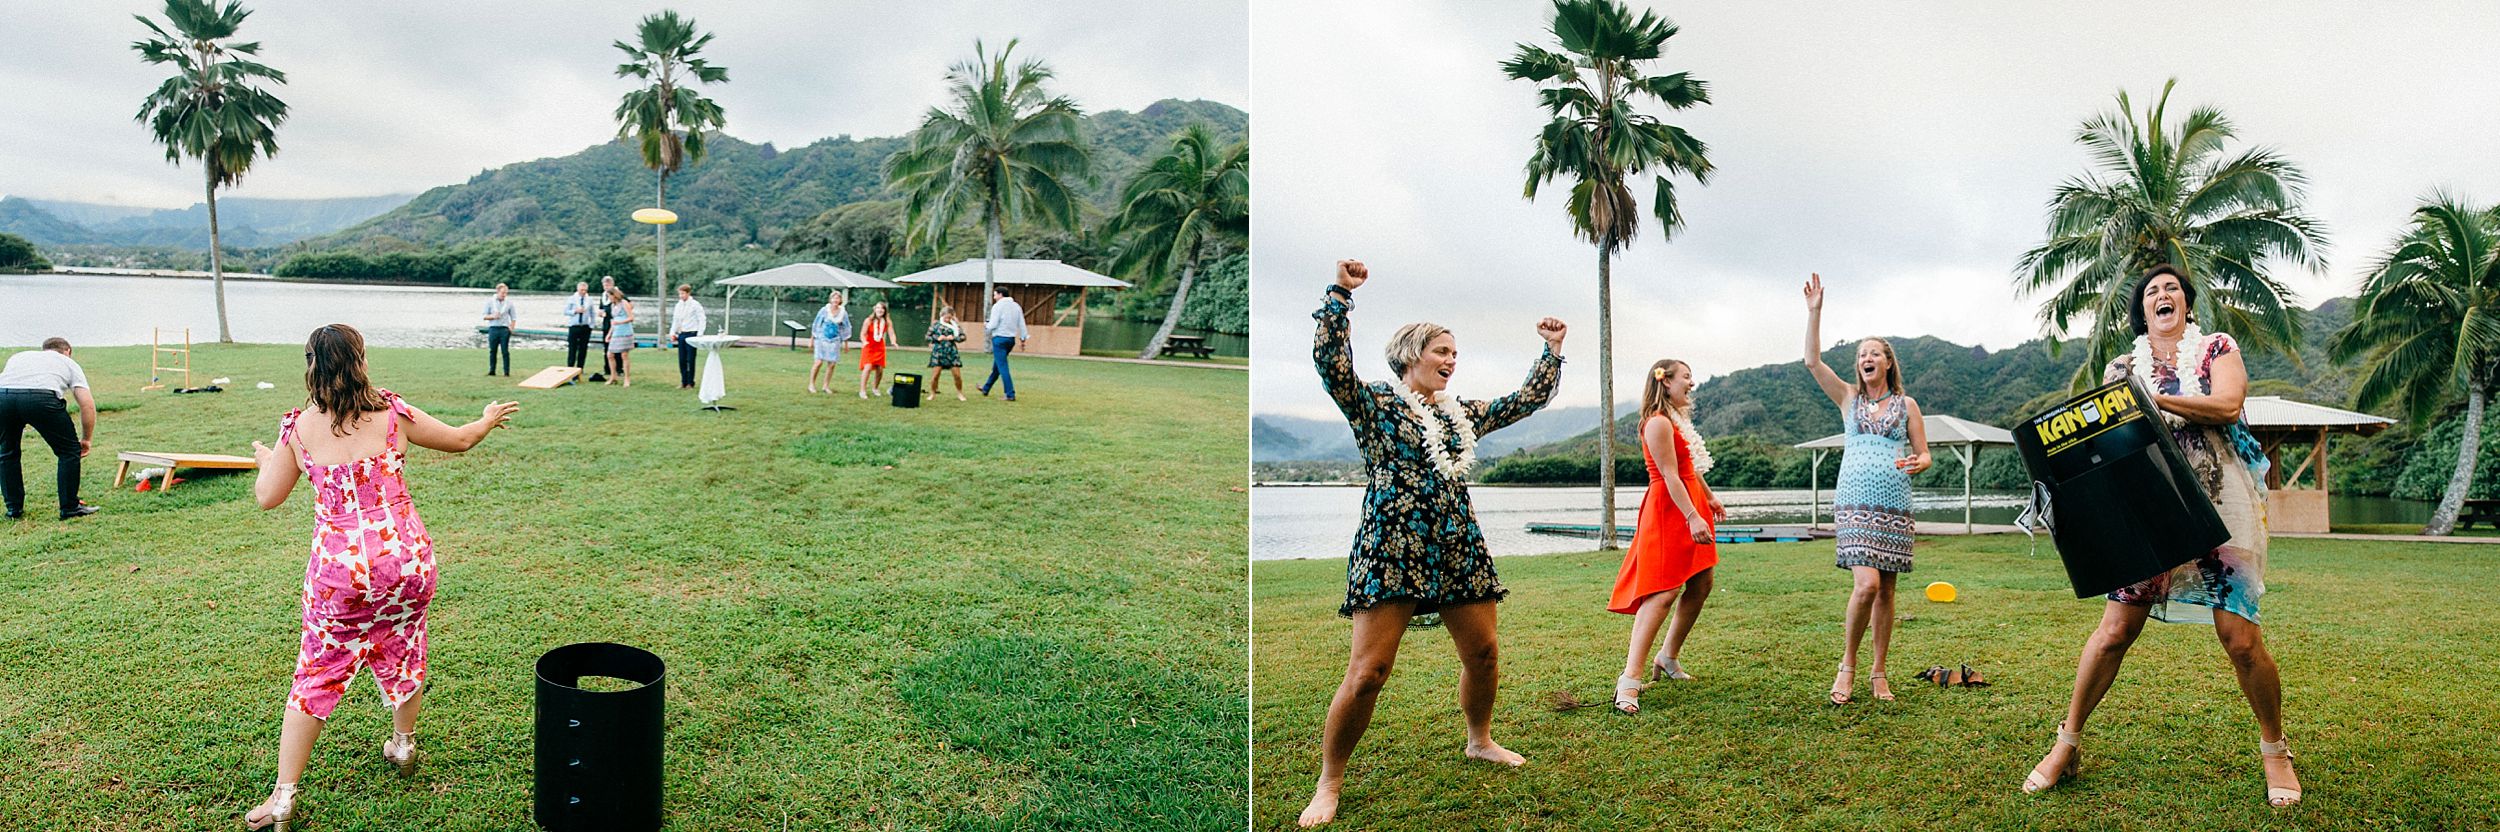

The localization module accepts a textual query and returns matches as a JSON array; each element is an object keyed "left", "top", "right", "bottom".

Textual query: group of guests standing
[
  {"left": 545, "top": 277, "right": 705, "bottom": 389},
  {"left": 1294, "top": 261, "right": 2301, "bottom": 827}
]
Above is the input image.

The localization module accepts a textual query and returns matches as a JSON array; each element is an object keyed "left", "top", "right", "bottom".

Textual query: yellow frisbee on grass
[{"left": 1925, "top": 581, "right": 1958, "bottom": 603}]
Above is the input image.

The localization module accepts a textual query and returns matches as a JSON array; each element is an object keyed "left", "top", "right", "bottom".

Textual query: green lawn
[
  {"left": 1253, "top": 536, "right": 2500, "bottom": 830},
  {"left": 0, "top": 343, "right": 1246, "bottom": 830}
]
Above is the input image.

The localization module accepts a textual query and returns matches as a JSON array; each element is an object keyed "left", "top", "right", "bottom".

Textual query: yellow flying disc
[{"left": 1925, "top": 581, "right": 1957, "bottom": 603}]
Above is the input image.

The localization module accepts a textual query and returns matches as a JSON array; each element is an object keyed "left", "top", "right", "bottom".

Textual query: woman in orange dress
[
  {"left": 856, "top": 302, "right": 892, "bottom": 398},
  {"left": 1606, "top": 359, "right": 1724, "bottom": 714}
]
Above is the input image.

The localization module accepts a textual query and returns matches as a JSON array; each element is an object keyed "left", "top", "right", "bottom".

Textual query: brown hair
[
  {"left": 41, "top": 337, "right": 70, "bottom": 352},
  {"left": 303, "top": 324, "right": 387, "bottom": 437},
  {"left": 1640, "top": 359, "right": 1692, "bottom": 419},
  {"left": 1856, "top": 338, "right": 1905, "bottom": 398}
]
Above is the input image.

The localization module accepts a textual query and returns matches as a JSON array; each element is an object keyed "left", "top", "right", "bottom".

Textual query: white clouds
[
  {"left": 1252, "top": 0, "right": 2500, "bottom": 420},
  {"left": 0, "top": 0, "right": 1245, "bottom": 206}
]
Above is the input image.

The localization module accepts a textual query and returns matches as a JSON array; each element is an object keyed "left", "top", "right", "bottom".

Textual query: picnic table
[
  {"left": 116, "top": 450, "right": 255, "bottom": 492},
  {"left": 2461, "top": 499, "right": 2500, "bottom": 531},
  {"left": 1161, "top": 334, "right": 1215, "bottom": 359}
]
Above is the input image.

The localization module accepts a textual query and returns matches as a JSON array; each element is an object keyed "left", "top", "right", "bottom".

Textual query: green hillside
[{"left": 306, "top": 99, "right": 1245, "bottom": 252}]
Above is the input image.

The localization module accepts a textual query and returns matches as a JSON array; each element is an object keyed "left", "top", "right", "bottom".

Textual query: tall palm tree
[
  {"left": 1504, "top": 0, "right": 1713, "bottom": 549},
  {"left": 1107, "top": 123, "right": 1247, "bottom": 359},
  {"left": 2330, "top": 194, "right": 2500, "bottom": 536},
  {"left": 2017, "top": 79, "right": 2327, "bottom": 388},
  {"left": 133, "top": 0, "right": 288, "bottom": 344},
  {"left": 613, "top": 9, "right": 728, "bottom": 334},
  {"left": 883, "top": 39, "right": 1091, "bottom": 319}
]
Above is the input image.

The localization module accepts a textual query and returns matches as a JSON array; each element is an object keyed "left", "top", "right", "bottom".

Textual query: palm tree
[
  {"left": 2017, "top": 79, "right": 2327, "bottom": 388},
  {"left": 1504, "top": 0, "right": 1713, "bottom": 549},
  {"left": 613, "top": 9, "right": 728, "bottom": 335},
  {"left": 882, "top": 39, "right": 1091, "bottom": 319},
  {"left": 1107, "top": 123, "right": 1247, "bottom": 359},
  {"left": 133, "top": 0, "right": 289, "bottom": 344},
  {"left": 2330, "top": 194, "right": 2500, "bottom": 535}
]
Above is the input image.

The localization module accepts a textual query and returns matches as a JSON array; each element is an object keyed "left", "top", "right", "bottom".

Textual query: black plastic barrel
[
  {"left": 2014, "top": 375, "right": 2229, "bottom": 598},
  {"left": 891, "top": 372, "right": 923, "bottom": 408},
  {"left": 535, "top": 642, "right": 665, "bottom": 831}
]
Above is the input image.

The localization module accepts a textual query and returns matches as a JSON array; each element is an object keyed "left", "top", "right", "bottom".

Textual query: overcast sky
[
  {"left": 1251, "top": 0, "right": 2500, "bottom": 420},
  {"left": 0, "top": 0, "right": 1245, "bottom": 207}
]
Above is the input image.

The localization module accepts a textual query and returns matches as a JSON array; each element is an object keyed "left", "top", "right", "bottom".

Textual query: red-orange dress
[
  {"left": 1609, "top": 415, "right": 1719, "bottom": 614},
  {"left": 861, "top": 318, "right": 890, "bottom": 368}
]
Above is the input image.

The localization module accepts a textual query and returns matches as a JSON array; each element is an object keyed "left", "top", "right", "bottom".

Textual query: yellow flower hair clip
[{"left": 1652, "top": 366, "right": 1668, "bottom": 380}]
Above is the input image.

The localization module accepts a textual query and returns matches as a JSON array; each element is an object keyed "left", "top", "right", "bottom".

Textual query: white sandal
[
  {"left": 2023, "top": 724, "right": 2082, "bottom": 794},
  {"left": 384, "top": 730, "right": 419, "bottom": 777},
  {"left": 1650, "top": 655, "right": 1695, "bottom": 682},
  {"left": 1829, "top": 662, "right": 1854, "bottom": 705},
  {"left": 1613, "top": 674, "right": 1647, "bottom": 714},
  {"left": 2259, "top": 737, "right": 2303, "bottom": 807},
  {"left": 243, "top": 782, "right": 297, "bottom": 831}
]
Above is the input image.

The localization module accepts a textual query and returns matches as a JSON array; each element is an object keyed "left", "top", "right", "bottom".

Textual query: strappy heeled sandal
[
  {"left": 2259, "top": 737, "right": 2303, "bottom": 807},
  {"left": 243, "top": 782, "right": 298, "bottom": 831},
  {"left": 384, "top": 730, "right": 419, "bottom": 777},
  {"left": 1613, "top": 674, "right": 1647, "bottom": 715},
  {"left": 1959, "top": 664, "right": 1990, "bottom": 688},
  {"left": 1869, "top": 671, "right": 1895, "bottom": 702},
  {"left": 1650, "top": 655, "right": 1695, "bottom": 682},
  {"left": 1914, "top": 666, "right": 1949, "bottom": 687},
  {"left": 1829, "top": 662, "right": 1854, "bottom": 705},
  {"left": 2022, "top": 725, "right": 2082, "bottom": 794}
]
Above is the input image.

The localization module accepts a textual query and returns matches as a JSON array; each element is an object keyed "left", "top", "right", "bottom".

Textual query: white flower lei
[
  {"left": 2130, "top": 323, "right": 2208, "bottom": 426},
  {"left": 1393, "top": 384, "right": 1478, "bottom": 482},
  {"left": 1666, "top": 403, "right": 1714, "bottom": 475}
]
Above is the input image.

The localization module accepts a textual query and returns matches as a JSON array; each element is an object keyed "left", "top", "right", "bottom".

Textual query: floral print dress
[
  {"left": 1832, "top": 392, "right": 1916, "bottom": 573},
  {"left": 278, "top": 390, "right": 437, "bottom": 718},
  {"left": 1315, "top": 289, "right": 1562, "bottom": 617},
  {"left": 926, "top": 320, "right": 964, "bottom": 369},
  {"left": 2104, "top": 333, "right": 2270, "bottom": 624}
]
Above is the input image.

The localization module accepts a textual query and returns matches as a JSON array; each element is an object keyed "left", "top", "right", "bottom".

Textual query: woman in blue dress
[
  {"left": 1802, "top": 274, "right": 1931, "bottom": 705},
  {"left": 807, "top": 292, "right": 851, "bottom": 395},
  {"left": 1296, "top": 260, "right": 1565, "bottom": 828}
]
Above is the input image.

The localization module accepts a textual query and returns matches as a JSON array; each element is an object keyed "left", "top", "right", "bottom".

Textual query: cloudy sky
[
  {"left": 0, "top": 0, "right": 1245, "bottom": 207},
  {"left": 1251, "top": 0, "right": 2500, "bottom": 420}
]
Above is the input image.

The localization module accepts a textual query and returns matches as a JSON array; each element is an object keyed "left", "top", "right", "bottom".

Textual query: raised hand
[
  {"left": 251, "top": 439, "right": 280, "bottom": 468},
  {"left": 1335, "top": 259, "right": 1369, "bottom": 291},
  {"left": 480, "top": 400, "right": 521, "bottom": 431},
  {"left": 1536, "top": 317, "right": 1567, "bottom": 347},
  {"left": 1804, "top": 273, "right": 1825, "bottom": 312}
]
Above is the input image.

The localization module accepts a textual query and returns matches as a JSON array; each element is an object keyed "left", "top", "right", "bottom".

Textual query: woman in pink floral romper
[{"left": 244, "top": 324, "right": 518, "bottom": 830}]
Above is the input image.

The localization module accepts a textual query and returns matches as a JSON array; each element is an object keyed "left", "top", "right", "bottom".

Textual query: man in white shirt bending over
[
  {"left": 0, "top": 338, "right": 100, "bottom": 520},
  {"left": 979, "top": 287, "right": 1031, "bottom": 402},
  {"left": 482, "top": 283, "right": 518, "bottom": 377}
]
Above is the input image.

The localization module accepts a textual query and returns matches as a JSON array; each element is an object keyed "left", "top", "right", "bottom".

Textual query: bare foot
[
  {"left": 1297, "top": 777, "right": 1341, "bottom": 828},
  {"left": 1464, "top": 739, "right": 1526, "bottom": 767}
]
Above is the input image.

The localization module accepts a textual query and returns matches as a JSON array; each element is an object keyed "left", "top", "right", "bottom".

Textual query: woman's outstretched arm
[{"left": 1802, "top": 273, "right": 1851, "bottom": 408}]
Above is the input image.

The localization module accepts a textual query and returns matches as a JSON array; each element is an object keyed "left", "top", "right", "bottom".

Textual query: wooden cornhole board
[
  {"left": 116, "top": 451, "right": 256, "bottom": 492},
  {"left": 518, "top": 366, "right": 581, "bottom": 389}
]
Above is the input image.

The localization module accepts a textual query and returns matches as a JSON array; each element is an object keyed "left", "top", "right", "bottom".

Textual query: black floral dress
[
  {"left": 1315, "top": 288, "right": 1563, "bottom": 617},
  {"left": 926, "top": 320, "right": 965, "bottom": 369}
]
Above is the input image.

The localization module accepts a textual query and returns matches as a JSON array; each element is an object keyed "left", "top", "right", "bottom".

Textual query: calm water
[
  {"left": 1252, "top": 484, "right": 2033, "bottom": 560},
  {"left": 1250, "top": 484, "right": 2438, "bottom": 560},
  {"left": 1, "top": 273, "right": 1245, "bottom": 356}
]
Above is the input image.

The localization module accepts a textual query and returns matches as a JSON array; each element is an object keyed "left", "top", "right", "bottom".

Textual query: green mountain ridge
[
  {"left": 0, "top": 194, "right": 413, "bottom": 248},
  {"left": 303, "top": 99, "right": 1246, "bottom": 254}
]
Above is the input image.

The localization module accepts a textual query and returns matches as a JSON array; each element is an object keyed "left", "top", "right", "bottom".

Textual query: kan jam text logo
[{"left": 2035, "top": 384, "right": 2139, "bottom": 446}]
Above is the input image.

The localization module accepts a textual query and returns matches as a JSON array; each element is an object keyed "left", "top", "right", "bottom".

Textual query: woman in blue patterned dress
[
  {"left": 2022, "top": 264, "right": 2301, "bottom": 807},
  {"left": 1296, "top": 260, "right": 1565, "bottom": 828},
  {"left": 1802, "top": 274, "right": 1931, "bottom": 705}
]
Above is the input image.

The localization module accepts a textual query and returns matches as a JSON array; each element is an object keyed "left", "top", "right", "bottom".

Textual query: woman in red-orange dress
[{"left": 1606, "top": 359, "right": 1724, "bottom": 714}]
